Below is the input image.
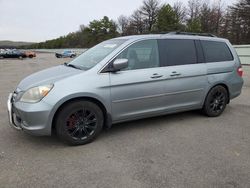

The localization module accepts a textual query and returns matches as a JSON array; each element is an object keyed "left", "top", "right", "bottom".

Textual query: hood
[{"left": 18, "top": 65, "right": 82, "bottom": 91}]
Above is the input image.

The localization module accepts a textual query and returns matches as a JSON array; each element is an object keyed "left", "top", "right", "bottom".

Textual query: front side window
[
  {"left": 69, "top": 39, "right": 126, "bottom": 70},
  {"left": 158, "top": 39, "right": 197, "bottom": 66},
  {"left": 116, "top": 39, "right": 160, "bottom": 70},
  {"left": 201, "top": 40, "right": 233, "bottom": 62}
]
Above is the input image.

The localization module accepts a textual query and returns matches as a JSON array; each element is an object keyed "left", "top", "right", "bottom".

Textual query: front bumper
[
  {"left": 7, "top": 93, "right": 53, "bottom": 136},
  {"left": 7, "top": 93, "right": 22, "bottom": 130}
]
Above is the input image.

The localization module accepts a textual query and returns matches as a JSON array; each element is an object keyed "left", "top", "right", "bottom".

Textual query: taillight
[{"left": 237, "top": 67, "right": 243, "bottom": 77}]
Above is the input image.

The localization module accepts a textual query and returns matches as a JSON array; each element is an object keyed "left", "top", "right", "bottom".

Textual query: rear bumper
[
  {"left": 229, "top": 77, "right": 244, "bottom": 100},
  {"left": 7, "top": 93, "right": 53, "bottom": 136}
]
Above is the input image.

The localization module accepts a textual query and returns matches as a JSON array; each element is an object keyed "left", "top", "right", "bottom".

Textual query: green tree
[
  {"left": 186, "top": 18, "right": 202, "bottom": 32},
  {"left": 85, "top": 16, "right": 119, "bottom": 46},
  {"left": 225, "top": 0, "right": 250, "bottom": 44},
  {"left": 186, "top": 0, "right": 202, "bottom": 32},
  {"left": 156, "top": 4, "right": 180, "bottom": 32}
]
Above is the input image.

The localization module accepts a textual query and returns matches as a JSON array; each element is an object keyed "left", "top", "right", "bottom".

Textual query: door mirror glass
[{"left": 112, "top": 59, "right": 128, "bottom": 71}]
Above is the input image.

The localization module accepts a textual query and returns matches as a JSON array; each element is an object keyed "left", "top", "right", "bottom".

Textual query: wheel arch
[
  {"left": 205, "top": 83, "right": 230, "bottom": 105},
  {"left": 51, "top": 96, "right": 111, "bottom": 133}
]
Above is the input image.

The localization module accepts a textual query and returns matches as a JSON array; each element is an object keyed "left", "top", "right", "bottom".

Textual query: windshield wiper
[{"left": 64, "top": 62, "right": 83, "bottom": 70}]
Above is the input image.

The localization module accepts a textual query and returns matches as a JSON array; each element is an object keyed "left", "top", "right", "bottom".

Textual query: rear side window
[
  {"left": 201, "top": 41, "right": 233, "bottom": 62},
  {"left": 158, "top": 39, "right": 197, "bottom": 66}
]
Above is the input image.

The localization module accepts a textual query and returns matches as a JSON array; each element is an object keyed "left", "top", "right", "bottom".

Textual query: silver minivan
[{"left": 7, "top": 33, "right": 244, "bottom": 145}]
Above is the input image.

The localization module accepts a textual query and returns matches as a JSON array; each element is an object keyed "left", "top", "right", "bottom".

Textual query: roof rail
[{"left": 166, "top": 31, "right": 217, "bottom": 37}]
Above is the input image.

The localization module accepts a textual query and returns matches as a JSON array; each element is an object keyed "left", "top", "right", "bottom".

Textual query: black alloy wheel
[
  {"left": 56, "top": 100, "right": 104, "bottom": 145},
  {"left": 203, "top": 85, "right": 228, "bottom": 117},
  {"left": 66, "top": 108, "right": 97, "bottom": 140}
]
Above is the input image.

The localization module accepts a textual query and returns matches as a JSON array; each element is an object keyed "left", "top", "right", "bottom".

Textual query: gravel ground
[{"left": 0, "top": 53, "right": 250, "bottom": 188}]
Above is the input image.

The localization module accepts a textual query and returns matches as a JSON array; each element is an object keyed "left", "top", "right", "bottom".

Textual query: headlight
[{"left": 20, "top": 84, "right": 53, "bottom": 103}]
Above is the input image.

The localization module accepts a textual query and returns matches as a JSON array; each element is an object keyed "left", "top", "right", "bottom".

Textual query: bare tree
[
  {"left": 173, "top": 1, "right": 186, "bottom": 24},
  {"left": 140, "top": 0, "right": 160, "bottom": 32},
  {"left": 79, "top": 24, "right": 86, "bottom": 32},
  {"left": 118, "top": 15, "right": 129, "bottom": 34},
  {"left": 187, "top": 0, "right": 201, "bottom": 21},
  {"left": 131, "top": 10, "right": 145, "bottom": 34},
  {"left": 212, "top": 0, "right": 224, "bottom": 34}
]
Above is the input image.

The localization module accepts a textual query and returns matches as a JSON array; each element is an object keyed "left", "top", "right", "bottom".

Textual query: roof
[{"left": 114, "top": 33, "right": 228, "bottom": 43}]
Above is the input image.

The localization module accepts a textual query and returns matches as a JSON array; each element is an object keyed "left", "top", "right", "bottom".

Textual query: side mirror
[{"left": 112, "top": 59, "right": 128, "bottom": 71}]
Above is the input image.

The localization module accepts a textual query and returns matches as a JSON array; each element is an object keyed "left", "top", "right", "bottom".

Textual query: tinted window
[
  {"left": 116, "top": 39, "right": 159, "bottom": 70},
  {"left": 201, "top": 41, "right": 233, "bottom": 62},
  {"left": 158, "top": 39, "right": 197, "bottom": 66}
]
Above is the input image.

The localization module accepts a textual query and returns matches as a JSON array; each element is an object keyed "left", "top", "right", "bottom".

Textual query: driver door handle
[{"left": 151, "top": 73, "right": 163, "bottom": 79}]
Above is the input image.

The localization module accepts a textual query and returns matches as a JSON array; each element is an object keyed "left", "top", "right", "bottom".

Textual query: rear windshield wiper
[{"left": 64, "top": 62, "right": 83, "bottom": 70}]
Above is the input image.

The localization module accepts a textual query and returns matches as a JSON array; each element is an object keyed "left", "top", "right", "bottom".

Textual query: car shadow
[
  {"left": 101, "top": 110, "right": 202, "bottom": 137},
  {"left": 18, "top": 110, "right": 202, "bottom": 147}
]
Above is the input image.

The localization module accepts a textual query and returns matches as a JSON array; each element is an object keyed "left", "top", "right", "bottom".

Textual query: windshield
[{"left": 69, "top": 39, "right": 127, "bottom": 70}]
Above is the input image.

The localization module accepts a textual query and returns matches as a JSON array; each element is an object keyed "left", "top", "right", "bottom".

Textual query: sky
[{"left": 0, "top": 0, "right": 237, "bottom": 42}]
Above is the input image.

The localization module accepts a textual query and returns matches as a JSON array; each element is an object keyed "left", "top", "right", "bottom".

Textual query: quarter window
[
  {"left": 116, "top": 40, "right": 160, "bottom": 70},
  {"left": 158, "top": 39, "right": 197, "bottom": 66},
  {"left": 201, "top": 41, "right": 233, "bottom": 62}
]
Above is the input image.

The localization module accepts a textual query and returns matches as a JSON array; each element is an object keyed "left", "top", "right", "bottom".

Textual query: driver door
[{"left": 109, "top": 39, "right": 167, "bottom": 122}]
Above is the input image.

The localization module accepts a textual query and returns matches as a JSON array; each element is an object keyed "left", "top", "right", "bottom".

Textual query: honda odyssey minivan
[{"left": 7, "top": 32, "right": 244, "bottom": 145}]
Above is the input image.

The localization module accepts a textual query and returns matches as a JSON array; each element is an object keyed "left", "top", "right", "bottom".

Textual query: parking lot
[{"left": 0, "top": 53, "right": 250, "bottom": 188}]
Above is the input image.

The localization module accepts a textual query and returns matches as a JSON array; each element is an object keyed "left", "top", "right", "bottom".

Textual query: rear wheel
[
  {"left": 29, "top": 55, "right": 33, "bottom": 58},
  {"left": 203, "top": 85, "right": 228, "bottom": 117},
  {"left": 55, "top": 100, "right": 104, "bottom": 145}
]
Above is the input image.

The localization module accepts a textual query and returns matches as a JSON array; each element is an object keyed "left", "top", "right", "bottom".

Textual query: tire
[
  {"left": 18, "top": 56, "right": 23, "bottom": 59},
  {"left": 0, "top": 56, "right": 3, "bottom": 59},
  {"left": 55, "top": 100, "right": 104, "bottom": 145},
  {"left": 202, "top": 85, "right": 228, "bottom": 117},
  {"left": 29, "top": 55, "right": 33, "bottom": 58}
]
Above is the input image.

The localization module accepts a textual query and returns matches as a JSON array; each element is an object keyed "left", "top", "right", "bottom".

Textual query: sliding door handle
[{"left": 170, "top": 71, "right": 181, "bottom": 77}]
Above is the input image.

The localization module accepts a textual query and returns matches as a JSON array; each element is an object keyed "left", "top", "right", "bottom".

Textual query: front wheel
[
  {"left": 202, "top": 85, "right": 228, "bottom": 117},
  {"left": 55, "top": 100, "right": 104, "bottom": 145}
]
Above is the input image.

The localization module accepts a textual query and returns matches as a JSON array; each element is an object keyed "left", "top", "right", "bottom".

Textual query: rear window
[
  {"left": 201, "top": 41, "right": 233, "bottom": 62},
  {"left": 158, "top": 39, "right": 197, "bottom": 66}
]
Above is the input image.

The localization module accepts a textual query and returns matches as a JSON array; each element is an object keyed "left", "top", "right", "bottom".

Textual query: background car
[
  {"left": 55, "top": 50, "right": 76, "bottom": 58},
  {"left": 0, "top": 49, "right": 26, "bottom": 59},
  {"left": 24, "top": 51, "right": 36, "bottom": 58},
  {"left": 0, "top": 49, "right": 6, "bottom": 58}
]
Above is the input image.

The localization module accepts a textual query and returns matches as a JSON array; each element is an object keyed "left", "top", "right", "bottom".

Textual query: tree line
[{"left": 26, "top": 0, "right": 250, "bottom": 49}]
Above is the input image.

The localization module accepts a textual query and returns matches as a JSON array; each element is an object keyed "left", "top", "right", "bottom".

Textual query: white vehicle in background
[{"left": 55, "top": 50, "right": 77, "bottom": 58}]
